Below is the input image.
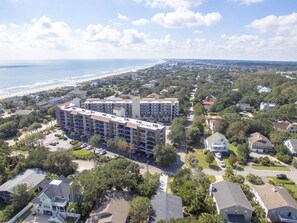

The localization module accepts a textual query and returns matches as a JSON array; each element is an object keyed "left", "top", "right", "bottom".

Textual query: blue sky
[{"left": 0, "top": 0, "right": 296, "bottom": 61}]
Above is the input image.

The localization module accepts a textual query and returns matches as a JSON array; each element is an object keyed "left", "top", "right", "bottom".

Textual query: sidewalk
[{"left": 157, "top": 173, "right": 168, "bottom": 194}]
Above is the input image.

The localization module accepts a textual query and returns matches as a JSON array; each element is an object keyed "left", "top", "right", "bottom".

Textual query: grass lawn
[
  {"left": 268, "top": 177, "right": 295, "bottom": 185},
  {"left": 73, "top": 149, "right": 93, "bottom": 160},
  {"left": 16, "top": 207, "right": 33, "bottom": 223},
  {"left": 252, "top": 165, "right": 290, "bottom": 171},
  {"left": 208, "top": 175, "right": 216, "bottom": 183},
  {"left": 194, "top": 149, "right": 219, "bottom": 170},
  {"left": 166, "top": 176, "right": 173, "bottom": 194},
  {"left": 228, "top": 144, "right": 238, "bottom": 156},
  {"left": 284, "top": 184, "right": 297, "bottom": 199}
]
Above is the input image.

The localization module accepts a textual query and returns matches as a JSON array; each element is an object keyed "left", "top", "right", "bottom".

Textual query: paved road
[
  {"left": 158, "top": 174, "right": 168, "bottom": 194},
  {"left": 203, "top": 166, "right": 297, "bottom": 184}
]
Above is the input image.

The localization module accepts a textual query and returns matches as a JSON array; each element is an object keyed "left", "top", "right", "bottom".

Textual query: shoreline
[{"left": 0, "top": 60, "right": 165, "bottom": 100}]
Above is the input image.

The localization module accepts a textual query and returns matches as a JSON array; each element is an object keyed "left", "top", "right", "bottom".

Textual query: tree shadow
[{"left": 209, "top": 164, "right": 221, "bottom": 171}]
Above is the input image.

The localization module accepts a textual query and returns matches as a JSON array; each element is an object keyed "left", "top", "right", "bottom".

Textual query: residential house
[
  {"left": 150, "top": 193, "right": 183, "bottom": 223},
  {"left": 32, "top": 176, "right": 80, "bottom": 223},
  {"left": 253, "top": 184, "right": 297, "bottom": 222},
  {"left": 205, "top": 132, "right": 229, "bottom": 153},
  {"left": 284, "top": 139, "right": 297, "bottom": 156},
  {"left": 248, "top": 132, "right": 274, "bottom": 153},
  {"left": 146, "top": 93, "right": 160, "bottom": 99},
  {"left": 205, "top": 115, "right": 222, "bottom": 132},
  {"left": 258, "top": 85, "right": 272, "bottom": 94},
  {"left": 237, "top": 103, "right": 252, "bottom": 112},
  {"left": 86, "top": 191, "right": 132, "bottom": 223},
  {"left": 274, "top": 121, "right": 297, "bottom": 134},
  {"left": 202, "top": 100, "right": 215, "bottom": 110},
  {"left": 210, "top": 181, "right": 253, "bottom": 223},
  {"left": 47, "top": 97, "right": 64, "bottom": 106},
  {"left": 0, "top": 169, "right": 46, "bottom": 203},
  {"left": 69, "top": 89, "right": 87, "bottom": 99},
  {"left": 15, "top": 109, "right": 34, "bottom": 116},
  {"left": 260, "top": 102, "right": 276, "bottom": 111}
]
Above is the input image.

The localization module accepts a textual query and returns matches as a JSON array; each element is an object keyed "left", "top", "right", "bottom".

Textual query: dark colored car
[{"left": 276, "top": 174, "right": 287, "bottom": 179}]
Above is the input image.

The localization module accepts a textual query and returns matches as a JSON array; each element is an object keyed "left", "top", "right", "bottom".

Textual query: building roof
[
  {"left": 59, "top": 104, "right": 165, "bottom": 131},
  {"left": 212, "top": 181, "right": 253, "bottom": 211},
  {"left": 151, "top": 193, "right": 183, "bottom": 223},
  {"left": 0, "top": 169, "right": 46, "bottom": 193},
  {"left": 285, "top": 139, "right": 297, "bottom": 151},
  {"left": 205, "top": 132, "right": 228, "bottom": 145},
  {"left": 15, "top": 109, "right": 34, "bottom": 116},
  {"left": 254, "top": 184, "right": 297, "bottom": 210},
  {"left": 248, "top": 132, "right": 274, "bottom": 149},
  {"left": 32, "top": 176, "right": 72, "bottom": 204},
  {"left": 86, "top": 191, "right": 132, "bottom": 223},
  {"left": 274, "top": 121, "right": 296, "bottom": 132},
  {"left": 84, "top": 97, "right": 178, "bottom": 104},
  {"left": 202, "top": 100, "right": 215, "bottom": 105}
]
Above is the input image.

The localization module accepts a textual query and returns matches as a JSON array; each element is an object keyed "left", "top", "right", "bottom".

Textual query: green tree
[
  {"left": 186, "top": 127, "right": 200, "bottom": 145},
  {"left": 67, "top": 202, "right": 79, "bottom": 213},
  {"left": 237, "top": 144, "right": 250, "bottom": 165},
  {"left": 88, "top": 135, "right": 102, "bottom": 147},
  {"left": 228, "top": 154, "right": 237, "bottom": 168},
  {"left": 154, "top": 144, "right": 177, "bottom": 167},
  {"left": 27, "top": 122, "right": 42, "bottom": 132},
  {"left": 168, "top": 117, "right": 186, "bottom": 145},
  {"left": 205, "top": 152, "right": 214, "bottom": 166},
  {"left": 43, "top": 151, "right": 78, "bottom": 176},
  {"left": 11, "top": 184, "right": 34, "bottom": 211},
  {"left": 136, "top": 173, "right": 160, "bottom": 198},
  {"left": 129, "top": 196, "right": 150, "bottom": 223}
]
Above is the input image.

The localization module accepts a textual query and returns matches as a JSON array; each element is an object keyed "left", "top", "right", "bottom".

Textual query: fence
[{"left": 8, "top": 203, "right": 33, "bottom": 223}]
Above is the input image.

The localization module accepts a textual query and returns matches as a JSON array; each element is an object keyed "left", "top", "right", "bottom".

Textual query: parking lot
[{"left": 42, "top": 130, "right": 72, "bottom": 151}]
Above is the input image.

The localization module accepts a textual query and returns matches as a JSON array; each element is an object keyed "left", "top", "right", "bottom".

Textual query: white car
[
  {"left": 215, "top": 153, "right": 222, "bottom": 159},
  {"left": 220, "top": 161, "right": 226, "bottom": 168}
]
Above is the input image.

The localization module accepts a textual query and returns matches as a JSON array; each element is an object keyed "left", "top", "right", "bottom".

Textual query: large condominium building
[
  {"left": 83, "top": 97, "right": 179, "bottom": 122},
  {"left": 56, "top": 103, "right": 166, "bottom": 155}
]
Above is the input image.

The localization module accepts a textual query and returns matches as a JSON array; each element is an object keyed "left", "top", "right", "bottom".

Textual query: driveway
[
  {"left": 23, "top": 213, "right": 51, "bottom": 223},
  {"left": 42, "top": 130, "right": 72, "bottom": 151}
]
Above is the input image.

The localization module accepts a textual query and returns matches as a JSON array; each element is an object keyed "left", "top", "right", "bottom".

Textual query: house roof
[
  {"left": 254, "top": 184, "right": 297, "bottom": 210},
  {"left": 0, "top": 169, "right": 46, "bottom": 193},
  {"left": 32, "top": 176, "right": 71, "bottom": 205},
  {"left": 87, "top": 191, "right": 132, "bottom": 223},
  {"left": 205, "top": 132, "right": 228, "bottom": 145},
  {"left": 212, "top": 181, "right": 253, "bottom": 211},
  {"left": 248, "top": 132, "right": 274, "bottom": 149},
  {"left": 151, "top": 193, "right": 183, "bottom": 223},
  {"left": 274, "top": 121, "right": 295, "bottom": 132},
  {"left": 202, "top": 100, "right": 215, "bottom": 105},
  {"left": 286, "top": 139, "right": 297, "bottom": 150}
]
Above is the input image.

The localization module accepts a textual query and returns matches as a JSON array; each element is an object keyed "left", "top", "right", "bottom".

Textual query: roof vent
[{"left": 273, "top": 187, "right": 277, "bottom": 192}]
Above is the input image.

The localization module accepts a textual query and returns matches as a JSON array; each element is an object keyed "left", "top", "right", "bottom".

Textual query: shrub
[
  {"left": 276, "top": 153, "right": 292, "bottom": 164},
  {"left": 252, "top": 157, "right": 259, "bottom": 164},
  {"left": 246, "top": 174, "right": 264, "bottom": 185},
  {"left": 259, "top": 156, "right": 271, "bottom": 166},
  {"left": 188, "top": 155, "right": 199, "bottom": 167}
]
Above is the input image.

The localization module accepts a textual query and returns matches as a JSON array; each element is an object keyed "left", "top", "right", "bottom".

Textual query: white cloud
[
  {"left": 24, "top": 16, "right": 73, "bottom": 50},
  {"left": 249, "top": 12, "right": 297, "bottom": 33},
  {"left": 83, "top": 24, "right": 121, "bottom": 43},
  {"left": 152, "top": 9, "right": 222, "bottom": 28},
  {"left": 144, "top": 0, "right": 203, "bottom": 9},
  {"left": 117, "top": 13, "right": 129, "bottom": 21},
  {"left": 120, "top": 29, "right": 148, "bottom": 45},
  {"left": 232, "top": 0, "right": 263, "bottom": 5},
  {"left": 132, "top": 18, "right": 150, "bottom": 26}
]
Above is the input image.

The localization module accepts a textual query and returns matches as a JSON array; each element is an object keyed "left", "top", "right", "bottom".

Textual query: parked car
[
  {"left": 215, "top": 153, "right": 222, "bottom": 159},
  {"left": 276, "top": 174, "right": 287, "bottom": 179},
  {"left": 220, "top": 161, "right": 226, "bottom": 168},
  {"left": 49, "top": 142, "right": 57, "bottom": 146}
]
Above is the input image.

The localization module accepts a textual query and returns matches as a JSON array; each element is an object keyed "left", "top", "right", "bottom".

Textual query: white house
[
  {"left": 205, "top": 132, "right": 228, "bottom": 153},
  {"left": 284, "top": 139, "right": 297, "bottom": 156},
  {"left": 260, "top": 102, "right": 276, "bottom": 111},
  {"left": 257, "top": 85, "right": 272, "bottom": 93},
  {"left": 32, "top": 176, "right": 80, "bottom": 223}
]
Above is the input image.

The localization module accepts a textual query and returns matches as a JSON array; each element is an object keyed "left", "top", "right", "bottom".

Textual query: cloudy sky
[{"left": 0, "top": 0, "right": 296, "bottom": 61}]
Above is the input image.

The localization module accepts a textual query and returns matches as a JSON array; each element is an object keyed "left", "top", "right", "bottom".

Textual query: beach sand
[{"left": 0, "top": 61, "right": 164, "bottom": 100}]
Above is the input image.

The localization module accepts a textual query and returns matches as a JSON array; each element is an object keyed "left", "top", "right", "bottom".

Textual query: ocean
[{"left": 0, "top": 59, "right": 162, "bottom": 97}]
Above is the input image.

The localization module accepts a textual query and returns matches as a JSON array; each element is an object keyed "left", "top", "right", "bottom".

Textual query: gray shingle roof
[
  {"left": 212, "top": 181, "right": 253, "bottom": 211},
  {"left": 0, "top": 169, "right": 46, "bottom": 193},
  {"left": 205, "top": 132, "right": 228, "bottom": 145},
  {"left": 288, "top": 139, "right": 297, "bottom": 150},
  {"left": 151, "top": 193, "right": 183, "bottom": 223}
]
